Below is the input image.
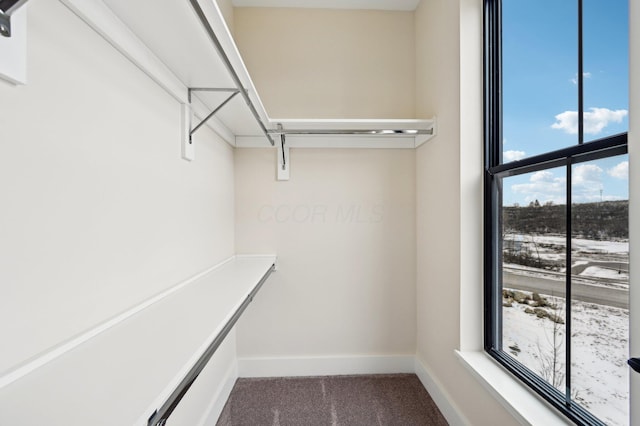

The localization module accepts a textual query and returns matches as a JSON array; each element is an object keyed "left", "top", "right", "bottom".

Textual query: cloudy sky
[{"left": 501, "top": 0, "right": 629, "bottom": 206}]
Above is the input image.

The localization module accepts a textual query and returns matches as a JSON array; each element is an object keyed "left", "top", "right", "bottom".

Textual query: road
[{"left": 503, "top": 270, "right": 629, "bottom": 309}]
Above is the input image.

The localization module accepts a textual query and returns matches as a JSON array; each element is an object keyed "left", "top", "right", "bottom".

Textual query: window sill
[{"left": 455, "top": 350, "right": 572, "bottom": 426}]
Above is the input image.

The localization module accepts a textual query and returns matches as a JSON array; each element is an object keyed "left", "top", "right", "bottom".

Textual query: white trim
[
  {"left": 0, "top": 256, "right": 239, "bottom": 388},
  {"left": 197, "top": 361, "right": 238, "bottom": 426},
  {"left": 455, "top": 351, "right": 571, "bottom": 426},
  {"left": 458, "top": 0, "right": 484, "bottom": 353},
  {"left": 414, "top": 357, "right": 470, "bottom": 426},
  {"left": 238, "top": 355, "right": 415, "bottom": 377}
]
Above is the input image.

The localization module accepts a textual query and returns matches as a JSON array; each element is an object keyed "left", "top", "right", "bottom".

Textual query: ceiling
[{"left": 231, "top": 0, "right": 421, "bottom": 11}]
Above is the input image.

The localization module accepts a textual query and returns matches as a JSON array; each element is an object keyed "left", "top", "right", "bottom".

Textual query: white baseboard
[
  {"left": 198, "top": 361, "right": 239, "bottom": 426},
  {"left": 238, "top": 354, "right": 415, "bottom": 378},
  {"left": 414, "top": 357, "right": 470, "bottom": 426}
]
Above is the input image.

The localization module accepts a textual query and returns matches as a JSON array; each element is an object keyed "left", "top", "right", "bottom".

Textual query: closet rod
[
  {"left": 267, "top": 128, "right": 434, "bottom": 136},
  {"left": 187, "top": 0, "right": 275, "bottom": 146},
  {"left": 147, "top": 263, "right": 276, "bottom": 426}
]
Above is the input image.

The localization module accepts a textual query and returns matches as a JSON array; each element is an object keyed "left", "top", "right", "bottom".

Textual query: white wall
[
  {"left": 414, "top": 0, "right": 519, "bottom": 424},
  {"left": 0, "top": 1, "right": 236, "bottom": 423},
  {"left": 232, "top": 7, "right": 418, "bottom": 367},
  {"left": 234, "top": 148, "right": 417, "bottom": 362},
  {"left": 233, "top": 7, "right": 415, "bottom": 119},
  {"left": 232, "top": 4, "right": 520, "bottom": 422}
]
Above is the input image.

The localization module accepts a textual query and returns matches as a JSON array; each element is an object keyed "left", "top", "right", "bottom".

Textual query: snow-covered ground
[
  {"left": 534, "top": 234, "right": 629, "bottom": 255},
  {"left": 504, "top": 233, "right": 629, "bottom": 259},
  {"left": 501, "top": 233, "right": 630, "bottom": 424},
  {"left": 581, "top": 266, "right": 629, "bottom": 280},
  {"left": 503, "top": 294, "right": 629, "bottom": 425}
]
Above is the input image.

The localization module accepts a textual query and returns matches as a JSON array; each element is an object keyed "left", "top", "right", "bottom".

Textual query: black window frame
[{"left": 483, "top": 1, "right": 628, "bottom": 425}]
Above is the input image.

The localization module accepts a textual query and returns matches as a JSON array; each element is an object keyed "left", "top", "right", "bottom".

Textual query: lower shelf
[{"left": 0, "top": 255, "right": 276, "bottom": 426}]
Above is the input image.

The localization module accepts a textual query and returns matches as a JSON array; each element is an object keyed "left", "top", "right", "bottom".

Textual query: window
[{"left": 483, "top": 1, "right": 629, "bottom": 425}]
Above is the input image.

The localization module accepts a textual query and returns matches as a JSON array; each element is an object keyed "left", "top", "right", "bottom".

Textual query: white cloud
[
  {"left": 551, "top": 111, "right": 578, "bottom": 133},
  {"left": 511, "top": 170, "right": 566, "bottom": 205},
  {"left": 504, "top": 150, "right": 526, "bottom": 162},
  {"left": 530, "top": 170, "right": 556, "bottom": 183},
  {"left": 570, "top": 71, "right": 592, "bottom": 85},
  {"left": 551, "top": 107, "right": 628, "bottom": 135},
  {"left": 508, "top": 164, "right": 626, "bottom": 205},
  {"left": 573, "top": 163, "right": 602, "bottom": 185},
  {"left": 607, "top": 161, "right": 628, "bottom": 180},
  {"left": 571, "top": 164, "right": 623, "bottom": 202}
]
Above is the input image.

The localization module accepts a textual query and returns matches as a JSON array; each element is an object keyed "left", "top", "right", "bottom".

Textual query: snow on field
[
  {"left": 512, "top": 233, "right": 629, "bottom": 255},
  {"left": 580, "top": 266, "right": 629, "bottom": 280},
  {"left": 503, "top": 294, "right": 629, "bottom": 425},
  {"left": 501, "top": 234, "right": 630, "bottom": 423},
  {"left": 572, "top": 237, "right": 629, "bottom": 254}
]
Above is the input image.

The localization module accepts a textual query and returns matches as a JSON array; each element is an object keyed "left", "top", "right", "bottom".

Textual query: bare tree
[{"left": 536, "top": 298, "right": 565, "bottom": 390}]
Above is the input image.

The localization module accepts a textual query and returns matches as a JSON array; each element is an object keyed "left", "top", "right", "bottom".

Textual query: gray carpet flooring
[{"left": 216, "top": 374, "right": 449, "bottom": 425}]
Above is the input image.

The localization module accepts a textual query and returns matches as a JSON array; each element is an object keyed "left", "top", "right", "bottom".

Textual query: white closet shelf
[
  {"left": 58, "top": 0, "right": 437, "bottom": 152},
  {"left": 61, "top": 0, "right": 273, "bottom": 148},
  {"left": 0, "top": 255, "right": 276, "bottom": 426}
]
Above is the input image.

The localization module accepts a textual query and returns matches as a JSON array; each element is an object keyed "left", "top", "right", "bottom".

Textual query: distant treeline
[{"left": 503, "top": 200, "right": 628, "bottom": 239}]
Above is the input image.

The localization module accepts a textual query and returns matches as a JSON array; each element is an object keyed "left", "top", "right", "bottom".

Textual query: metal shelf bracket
[
  {"left": 181, "top": 88, "right": 239, "bottom": 161},
  {"left": 0, "top": 0, "right": 29, "bottom": 37},
  {"left": 276, "top": 123, "right": 289, "bottom": 181},
  {"left": 188, "top": 0, "right": 275, "bottom": 148}
]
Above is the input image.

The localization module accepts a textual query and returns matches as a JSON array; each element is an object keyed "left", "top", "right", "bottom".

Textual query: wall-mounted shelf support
[
  {"left": 187, "top": 0, "right": 275, "bottom": 147},
  {"left": 0, "top": 0, "right": 29, "bottom": 37},
  {"left": 277, "top": 123, "right": 289, "bottom": 180},
  {"left": 0, "top": 10, "right": 9, "bottom": 37},
  {"left": 188, "top": 88, "right": 240, "bottom": 137},
  {"left": 182, "top": 88, "right": 239, "bottom": 161}
]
